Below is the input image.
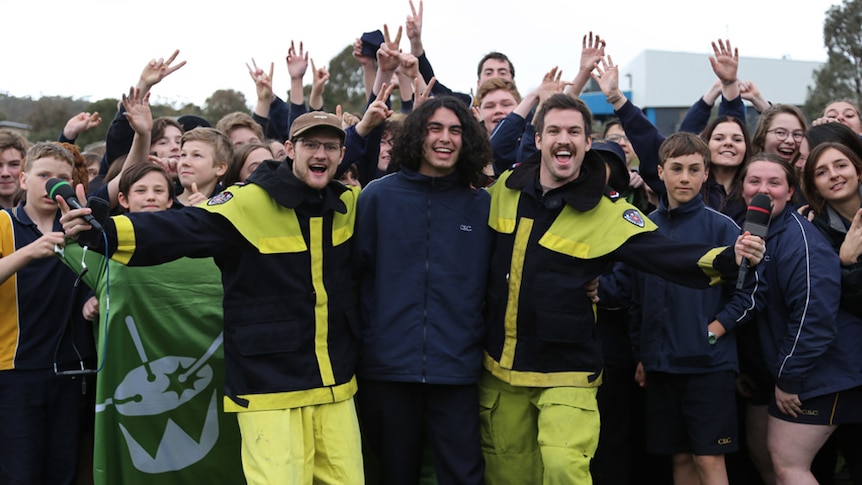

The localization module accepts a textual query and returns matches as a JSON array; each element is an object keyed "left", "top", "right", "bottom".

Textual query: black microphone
[
  {"left": 46, "top": 178, "right": 104, "bottom": 232},
  {"left": 736, "top": 193, "right": 771, "bottom": 289}
]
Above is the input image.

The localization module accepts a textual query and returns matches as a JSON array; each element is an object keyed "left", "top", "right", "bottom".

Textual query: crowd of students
[{"left": 1, "top": 1, "right": 860, "bottom": 484}]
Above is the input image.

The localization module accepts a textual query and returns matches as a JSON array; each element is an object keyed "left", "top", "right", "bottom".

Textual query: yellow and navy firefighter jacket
[
  {"left": 104, "top": 161, "right": 360, "bottom": 412},
  {"left": 483, "top": 153, "right": 739, "bottom": 389}
]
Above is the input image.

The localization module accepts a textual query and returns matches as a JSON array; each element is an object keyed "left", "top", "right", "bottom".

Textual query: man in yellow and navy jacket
[
  {"left": 479, "top": 94, "right": 765, "bottom": 485},
  {"left": 61, "top": 112, "right": 363, "bottom": 485}
]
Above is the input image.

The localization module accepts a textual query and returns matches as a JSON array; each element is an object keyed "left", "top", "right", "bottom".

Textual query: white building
[{"left": 581, "top": 50, "right": 823, "bottom": 135}]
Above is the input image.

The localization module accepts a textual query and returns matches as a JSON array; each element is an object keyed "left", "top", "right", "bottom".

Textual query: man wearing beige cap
[{"left": 59, "top": 111, "right": 365, "bottom": 484}]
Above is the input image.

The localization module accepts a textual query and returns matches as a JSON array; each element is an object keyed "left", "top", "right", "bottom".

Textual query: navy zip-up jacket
[
  {"left": 755, "top": 206, "right": 862, "bottom": 399},
  {"left": 630, "top": 195, "right": 757, "bottom": 374},
  {"left": 356, "top": 167, "right": 493, "bottom": 384}
]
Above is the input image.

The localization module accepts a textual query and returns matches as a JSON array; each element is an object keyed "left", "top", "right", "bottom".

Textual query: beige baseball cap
[{"left": 289, "top": 112, "right": 345, "bottom": 142}]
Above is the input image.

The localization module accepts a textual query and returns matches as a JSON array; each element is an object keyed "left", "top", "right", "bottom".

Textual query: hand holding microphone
[
  {"left": 47, "top": 178, "right": 104, "bottom": 233},
  {"left": 736, "top": 193, "right": 771, "bottom": 289}
]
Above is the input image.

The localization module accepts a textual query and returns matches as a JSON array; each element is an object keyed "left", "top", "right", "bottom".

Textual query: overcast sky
[{"left": 2, "top": 0, "right": 838, "bottom": 110}]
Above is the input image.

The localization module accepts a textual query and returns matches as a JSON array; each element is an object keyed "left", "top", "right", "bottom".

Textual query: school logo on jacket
[
  {"left": 622, "top": 209, "right": 645, "bottom": 228},
  {"left": 207, "top": 192, "right": 233, "bottom": 206}
]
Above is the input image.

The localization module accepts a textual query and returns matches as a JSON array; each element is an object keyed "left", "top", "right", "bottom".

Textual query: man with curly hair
[{"left": 355, "top": 95, "right": 493, "bottom": 484}]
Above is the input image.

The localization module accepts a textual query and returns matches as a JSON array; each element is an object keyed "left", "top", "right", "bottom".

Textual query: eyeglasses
[
  {"left": 767, "top": 128, "right": 804, "bottom": 142},
  {"left": 298, "top": 139, "right": 341, "bottom": 153},
  {"left": 606, "top": 134, "right": 629, "bottom": 143}
]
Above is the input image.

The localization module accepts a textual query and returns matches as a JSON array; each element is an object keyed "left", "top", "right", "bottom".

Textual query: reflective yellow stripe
[
  {"left": 111, "top": 215, "right": 135, "bottom": 265},
  {"left": 203, "top": 184, "right": 309, "bottom": 253},
  {"left": 500, "top": 218, "right": 532, "bottom": 369},
  {"left": 487, "top": 171, "right": 519, "bottom": 234},
  {"left": 310, "top": 218, "right": 335, "bottom": 386},
  {"left": 485, "top": 353, "right": 603, "bottom": 388},
  {"left": 259, "top": 231, "right": 307, "bottom": 253},
  {"left": 0, "top": 212, "right": 18, "bottom": 369},
  {"left": 539, "top": 201, "right": 658, "bottom": 258},
  {"left": 332, "top": 186, "right": 359, "bottom": 246},
  {"left": 698, "top": 246, "right": 726, "bottom": 285},
  {"left": 224, "top": 376, "right": 358, "bottom": 412}
]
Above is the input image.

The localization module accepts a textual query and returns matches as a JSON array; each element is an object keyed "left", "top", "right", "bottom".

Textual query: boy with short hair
[
  {"left": 0, "top": 129, "right": 29, "bottom": 208},
  {"left": 216, "top": 112, "right": 265, "bottom": 148},
  {"left": 0, "top": 141, "right": 95, "bottom": 483},
  {"left": 177, "top": 127, "right": 231, "bottom": 206},
  {"left": 629, "top": 132, "right": 758, "bottom": 485}
]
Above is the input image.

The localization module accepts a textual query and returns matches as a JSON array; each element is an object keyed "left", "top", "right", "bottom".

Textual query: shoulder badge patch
[
  {"left": 207, "top": 191, "right": 233, "bottom": 206},
  {"left": 622, "top": 208, "right": 645, "bottom": 227}
]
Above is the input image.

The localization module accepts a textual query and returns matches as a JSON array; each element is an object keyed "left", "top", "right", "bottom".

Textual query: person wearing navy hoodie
[{"left": 355, "top": 95, "right": 493, "bottom": 485}]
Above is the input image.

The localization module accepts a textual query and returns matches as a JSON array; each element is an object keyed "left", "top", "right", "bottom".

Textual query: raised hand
[
  {"left": 286, "top": 40, "right": 309, "bottom": 81},
  {"left": 377, "top": 24, "right": 403, "bottom": 73},
  {"left": 414, "top": 76, "right": 436, "bottom": 109},
  {"left": 406, "top": 0, "right": 424, "bottom": 54},
  {"left": 311, "top": 59, "right": 330, "bottom": 93},
  {"left": 384, "top": 23, "right": 402, "bottom": 52},
  {"left": 592, "top": 56, "right": 620, "bottom": 96},
  {"left": 62, "top": 112, "right": 102, "bottom": 140},
  {"left": 399, "top": 53, "right": 420, "bottom": 80},
  {"left": 579, "top": 32, "right": 606, "bottom": 73},
  {"left": 356, "top": 84, "right": 395, "bottom": 137},
  {"left": 139, "top": 49, "right": 186, "bottom": 91},
  {"left": 310, "top": 58, "right": 330, "bottom": 110},
  {"left": 709, "top": 39, "right": 738, "bottom": 85},
  {"left": 538, "top": 67, "right": 569, "bottom": 104},
  {"left": 247, "top": 58, "right": 275, "bottom": 104},
  {"left": 739, "top": 80, "right": 770, "bottom": 112},
  {"left": 353, "top": 37, "right": 375, "bottom": 67},
  {"left": 121, "top": 87, "right": 153, "bottom": 135},
  {"left": 342, "top": 111, "right": 361, "bottom": 128}
]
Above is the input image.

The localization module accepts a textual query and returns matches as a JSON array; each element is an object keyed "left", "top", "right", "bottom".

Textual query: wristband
[{"left": 606, "top": 93, "right": 622, "bottom": 104}]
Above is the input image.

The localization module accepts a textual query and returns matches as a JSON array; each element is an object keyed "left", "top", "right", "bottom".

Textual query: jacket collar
[
  {"left": 11, "top": 201, "right": 61, "bottom": 230},
  {"left": 821, "top": 187, "right": 862, "bottom": 234},
  {"left": 766, "top": 205, "right": 794, "bottom": 240},
  {"left": 246, "top": 160, "right": 348, "bottom": 214},
  {"left": 824, "top": 204, "right": 849, "bottom": 234},
  {"left": 397, "top": 165, "right": 460, "bottom": 189},
  {"left": 657, "top": 192, "right": 705, "bottom": 217},
  {"left": 505, "top": 150, "right": 606, "bottom": 211}
]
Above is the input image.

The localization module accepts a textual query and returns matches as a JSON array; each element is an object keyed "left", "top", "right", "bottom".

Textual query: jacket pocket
[
  {"left": 535, "top": 308, "right": 595, "bottom": 344},
  {"left": 234, "top": 320, "right": 301, "bottom": 356}
]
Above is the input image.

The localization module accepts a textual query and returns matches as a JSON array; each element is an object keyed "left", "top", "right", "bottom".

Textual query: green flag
[{"left": 61, "top": 245, "right": 245, "bottom": 484}]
